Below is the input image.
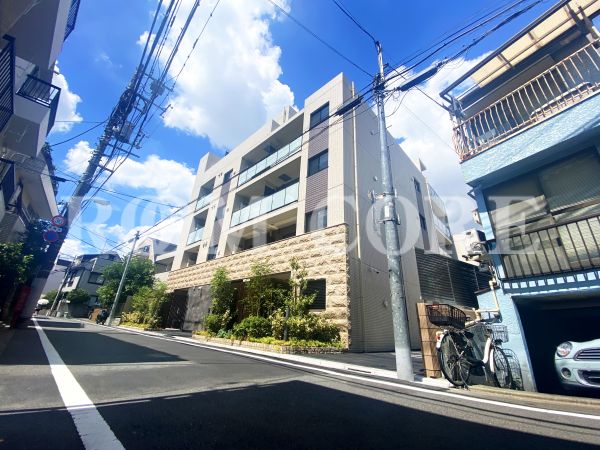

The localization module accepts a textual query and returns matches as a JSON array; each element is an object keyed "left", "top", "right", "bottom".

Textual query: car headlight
[{"left": 556, "top": 341, "right": 573, "bottom": 358}]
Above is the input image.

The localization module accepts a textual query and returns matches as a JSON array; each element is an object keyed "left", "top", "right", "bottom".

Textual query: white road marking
[
  {"left": 97, "top": 322, "right": 600, "bottom": 423},
  {"left": 33, "top": 319, "right": 125, "bottom": 450}
]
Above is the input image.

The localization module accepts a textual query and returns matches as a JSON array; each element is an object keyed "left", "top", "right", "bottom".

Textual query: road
[{"left": 1, "top": 317, "right": 600, "bottom": 449}]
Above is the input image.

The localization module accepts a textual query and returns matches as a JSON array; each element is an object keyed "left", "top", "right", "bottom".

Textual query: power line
[
  {"left": 48, "top": 120, "right": 108, "bottom": 146},
  {"left": 265, "top": 0, "right": 372, "bottom": 77},
  {"left": 331, "top": 0, "right": 377, "bottom": 44}
]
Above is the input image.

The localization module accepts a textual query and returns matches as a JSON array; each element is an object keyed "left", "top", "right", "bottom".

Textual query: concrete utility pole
[
  {"left": 374, "top": 41, "right": 414, "bottom": 381},
  {"left": 107, "top": 231, "right": 140, "bottom": 326}
]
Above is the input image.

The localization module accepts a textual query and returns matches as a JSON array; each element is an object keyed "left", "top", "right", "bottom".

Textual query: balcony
[
  {"left": 195, "top": 192, "right": 212, "bottom": 211},
  {"left": 453, "top": 40, "right": 600, "bottom": 161},
  {"left": 64, "top": 0, "right": 81, "bottom": 41},
  {"left": 237, "top": 136, "right": 302, "bottom": 187},
  {"left": 230, "top": 182, "right": 299, "bottom": 227},
  {"left": 0, "top": 36, "right": 15, "bottom": 134},
  {"left": 497, "top": 213, "right": 600, "bottom": 280},
  {"left": 187, "top": 227, "right": 205, "bottom": 245}
]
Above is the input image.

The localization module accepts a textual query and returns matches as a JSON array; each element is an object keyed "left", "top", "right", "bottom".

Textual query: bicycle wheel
[
  {"left": 492, "top": 347, "right": 513, "bottom": 389},
  {"left": 438, "top": 333, "right": 471, "bottom": 387}
]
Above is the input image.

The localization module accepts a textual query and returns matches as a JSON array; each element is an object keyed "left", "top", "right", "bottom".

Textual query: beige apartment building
[{"left": 166, "top": 73, "right": 459, "bottom": 351}]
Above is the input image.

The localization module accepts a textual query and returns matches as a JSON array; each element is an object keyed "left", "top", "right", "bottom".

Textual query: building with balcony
[
  {"left": 164, "top": 73, "right": 479, "bottom": 352},
  {"left": 134, "top": 237, "right": 177, "bottom": 283},
  {"left": 0, "top": 0, "right": 80, "bottom": 242},
  {"left": 441, "top": 0, "right": 600, "bottom": 392}
]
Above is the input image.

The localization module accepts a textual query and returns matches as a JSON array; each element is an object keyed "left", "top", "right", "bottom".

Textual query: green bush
[
  {"left": 232, "top": 315, "right": 271, "bottom": 339},
  {"left": 203, "top": 313, "right": 224, "bottom": 334},
  {"left": 273, "top": 313, "right": 339, "bottom": 343},
  {"left": 248, "top": 336, "right": 343, "bottom": 348},
  {"left": 217, "top": 328, "right": 232, "bottom": 339},
  {"left": 121, "top": 311, "right": 144, "bottom": 324}
]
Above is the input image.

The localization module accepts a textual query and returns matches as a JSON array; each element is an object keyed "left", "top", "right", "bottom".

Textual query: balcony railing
[
  {"left": 64, "top": 0, "right": 81, "bottom": 41},
  {"left": 17, "top": 75, "right": 61, "bottom": 108},
  {"left": 0, "top": 36, "right": 15, "bottom": 134},
  {"left": 433, "top": 215, "right": 452, "bottom": 241},
  {"left": 497, "top": 214, "right": 600, "bottom": 280},
  {"left": 195, "top": 192, "right": 212, "bottom": 211},
  {"left": 237, "top": 136, "right": 302, "bottom": 187},
  {"left": 187, "top": 227, "right": 205, "bottom": 245},
  {"left": 453, "top": 40, "right": 600, "bottom": 161},
  {"left": 230, "top": 182, "right": 299, "bottom": 227}
]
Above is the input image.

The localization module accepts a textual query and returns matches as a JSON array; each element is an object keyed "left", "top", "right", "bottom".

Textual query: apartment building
[
  {"left": 134, "top": 237, "right": 177, "bottom": 283},
  {"left": 165, "top": 73, "right": 469, "bottom": 351},
  {"left": 441, "top": 0, "right": 600, "bottom": 391},
  {"left": 0, "top": 0, "right": 80, "bottom": 241}
]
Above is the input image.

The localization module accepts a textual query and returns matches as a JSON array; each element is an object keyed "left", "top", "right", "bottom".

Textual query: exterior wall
[{"left": 168, "top": 224, "right": 351, "bottom": 345}]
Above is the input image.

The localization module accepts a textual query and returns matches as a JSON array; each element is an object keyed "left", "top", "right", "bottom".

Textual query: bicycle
[{"left": 426, "top": 303, "right": 514, "bottom": 389}]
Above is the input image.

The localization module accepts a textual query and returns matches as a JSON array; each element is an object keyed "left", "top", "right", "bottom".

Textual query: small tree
[
  {"left": 127, "top": 282, "right": 170, "bottom": 327},
  {"left": 0, "top": 242, "right": 32, "bottom": 317},
  {"left": 286, "top": 258, "right": 315, "bottom": 317},
  {"left": 97, "top": 257, "right": 154, "bottom": 308},
  {"left": 243, "top": 260, "right": 283, "bottom": 317},
  {"left": 66, "top": 288, "right": 90, "bottom": 305},
  {"left": 208, "top": 267, "right": 236, "bottom": 331},
  {"left": 42, "top": 289, "right": 59, "bottom": 301}
]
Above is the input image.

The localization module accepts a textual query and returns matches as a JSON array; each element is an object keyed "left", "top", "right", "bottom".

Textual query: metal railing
[
  {"left": 230, "top": 181, "right": 299, "bottom": 227},
  {"left": 453, "top": 40, "right": 600, "bottom": 161},
  {"left": 64, "top": 0, "right": 81, "bottom": 41},
  {"left": 187, "top": 227, "right": 205, "bottom": 245},
  {"left": 497, "top": 213, "right": 600, "bottom": 280},
  {"left": 0, "top": 36, "right": 15, "bottom": 134},
  {"left": 195, "top": 192, "right": 212, "bottom": 211},
  {"left": 17, "top": 75, "right": 61, "bottom": 108},
  {"left": 237, "top": 136, "right": 302, "bottom": 187}
]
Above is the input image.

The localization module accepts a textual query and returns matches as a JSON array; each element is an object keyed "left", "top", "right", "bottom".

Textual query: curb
[{"left": 469, "top": 384, "right": 600, "bottom": 408}]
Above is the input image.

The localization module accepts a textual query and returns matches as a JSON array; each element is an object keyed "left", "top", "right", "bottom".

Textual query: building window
[
  {"left": 305, "top": 207, "right": 327, "bottom": 232},
  {"left": 308, "top": 150, "right": 328, "bottom": 176},
  {"left": 223, "top": 170, "right": 233, "bottom": 183},
  {"left": 305, "top": 279, "right": 326, "bottom": 310},
  {"left": 309, "top": 103, "right": 329, "bottom": 128},
  {"left": 414, "top": 179, "right": 421, "bottom": 193},
  {"left": 88, "top": 272, "right": 104, "bottom": 285},
  {"left": 207, "top": 245, "right": 218, "bottom": 261},
  {"left": 419, "top": 214, "right": 427, "bottom": 231}
]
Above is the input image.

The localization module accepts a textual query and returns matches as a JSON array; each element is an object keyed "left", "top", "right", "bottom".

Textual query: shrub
[
  {"left": 270, "top": 311, "right": 339, "bottom": 342},
  {"left": 217, "top": 328, "right": 232, "bottom": 339},
  {"left": 232, "top": 315, "right": 271, "bottom": 339},
  {"left": 66, "top": 288, "right": 90, "bottom": 305},
  {"left": 203, "top": 313, "right": 224, "bottom": 334},
  {"left": 121, "top": 311, "right": 144, "bottom": 324}
]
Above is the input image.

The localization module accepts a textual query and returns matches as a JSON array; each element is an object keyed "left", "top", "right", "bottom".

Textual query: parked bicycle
[{"left": 426, "top": 303, "right": 514, "bottom": 389}]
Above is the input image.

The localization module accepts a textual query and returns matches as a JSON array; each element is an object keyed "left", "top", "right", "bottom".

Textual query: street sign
[
  {"left": 43, "top": 230, "right": 59, "bottom": 243},
  {"left": 51, "top": 215, "right": 66, "bottom": 227}
]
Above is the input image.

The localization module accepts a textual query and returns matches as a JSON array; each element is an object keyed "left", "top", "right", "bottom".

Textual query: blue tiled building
[{"left": 441, "top": 0, "right": 600, "bottom": 392}]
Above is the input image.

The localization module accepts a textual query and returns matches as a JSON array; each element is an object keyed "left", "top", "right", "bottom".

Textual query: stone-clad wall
[{"left": 166, "top": 224, "right": 351, "bottom": 345}]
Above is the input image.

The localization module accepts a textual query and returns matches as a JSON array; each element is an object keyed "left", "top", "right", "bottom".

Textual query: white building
[{"left": 166, "top": 73, "right": 464, "bottom": 351}]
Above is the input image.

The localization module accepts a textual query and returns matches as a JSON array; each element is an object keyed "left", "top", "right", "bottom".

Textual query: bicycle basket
[
  {"left": 425, "top": 304, "right": 467, "bottom": 329},
  {"left": 490, "top": 324, "right": 509, "bottom": 343}
]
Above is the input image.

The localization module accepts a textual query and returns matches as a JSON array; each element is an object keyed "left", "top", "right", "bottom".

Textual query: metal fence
[
  {"left": 497, "top": 214, "right": 600, "bottom": 280},
  {"left": 64, "top": 0, "right": 81, "bottom": 41},
  {"left": 0, "top": 36, "right": 15, "bottom": 134},
  {"left": 453, "top": 40, "right": 600, "bottom": 161}
]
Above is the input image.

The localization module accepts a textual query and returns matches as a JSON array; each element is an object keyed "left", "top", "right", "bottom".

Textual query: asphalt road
[{"left": 1, "top": 317, "right": 600, "bottom": 450}]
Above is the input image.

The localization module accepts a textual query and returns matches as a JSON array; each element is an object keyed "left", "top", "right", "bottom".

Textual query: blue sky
[{"left": 49, "top": 0, "right": 560, "bottom": 258}]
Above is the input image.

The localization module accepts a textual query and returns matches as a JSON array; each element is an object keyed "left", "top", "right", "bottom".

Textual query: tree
[
  {"left": 285, "top": 258, "right": 315, "bottom": 317},
  {"left": 243, "top": 260, "right": 283, "bottom": 317},
  {"left": 42, "top": 289, "right": 59, "bottom": 301},
  {"left": 0, "top": 243, "right": 32, "bottom": 312},
  {"left": 97, "top": 257, "right": 154, "bottom": 308},
  {"left": 128, "top": 282, "right": 170, "bottom": 327},
  {"left": 209, "top": 267, "right": 235, "bottom": 316},
  {"left": 66, "top": 288, "right": 90, "bottom": 304}
]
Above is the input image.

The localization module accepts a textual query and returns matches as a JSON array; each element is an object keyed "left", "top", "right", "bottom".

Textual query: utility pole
[
  {"left": 374, "top": 41, "right": 414, "bottom": 381},
  {"left": 47, "top": 263, "right": 72, "bottom": 316},
  {"left": 107, "top": 231, "right": 140, "bottom": 326}
]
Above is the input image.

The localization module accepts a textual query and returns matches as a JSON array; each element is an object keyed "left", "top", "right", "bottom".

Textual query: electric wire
[
  {"left": 48, "top": 120, "right": 108, "bottom": 147},
  {"left": 331, "top": 0, "right": 377, "bottom": 44}
]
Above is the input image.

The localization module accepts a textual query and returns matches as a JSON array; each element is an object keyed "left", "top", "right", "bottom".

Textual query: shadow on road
[{"left": 1, "top": 380, "right": 598, "bottom": 449}]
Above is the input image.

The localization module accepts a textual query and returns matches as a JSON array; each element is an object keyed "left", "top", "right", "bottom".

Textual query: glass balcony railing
[
  {"left": 237, "top": 136, "right": 302, "bottom": 187},
  {"left": 433, "top": 215, "right": 452, "bottom": 240},
  {"left": 195, "top": 193, "right": 212, "bottom": 211},
  {"left": 187, "top": 227, "right": 205, "bottom": 245},
  {"left": 230, "top": 182, "right": 299, "bottom": 227}
]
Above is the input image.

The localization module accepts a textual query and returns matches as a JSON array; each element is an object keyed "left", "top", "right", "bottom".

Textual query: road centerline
[{"left": 33, "top": 319, "right": 125, "bottom": 450}]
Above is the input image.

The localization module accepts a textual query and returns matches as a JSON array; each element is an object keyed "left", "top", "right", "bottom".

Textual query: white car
[{"left": 555, "top": 339, "right": 600, "bottom": 390}]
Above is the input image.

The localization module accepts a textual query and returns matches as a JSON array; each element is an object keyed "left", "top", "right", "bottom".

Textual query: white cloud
[
  {"left": 95, "top": 51, "right": 122, "bottom": 70},
  {"left": 59, "top": 238, "right": 90, "bottom": 259},
  {"left": 152, "top": 0, "right": 294, "bottom": 149},
  {"left": 63, "top": 141, "right": 195, "bottom": 207},
  {"left": 51, "top": 63, "right": 83, "bottom": 133},
  {"left": 385, "top": 56, "right": 489, "bottom": 234}
]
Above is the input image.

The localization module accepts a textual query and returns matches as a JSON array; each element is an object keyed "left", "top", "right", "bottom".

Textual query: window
[
  {"left": 414, "top": 179, "right": 421, "bottom": 193},
  {"left": 305, "top": 279, "right": 326, "bottom": 310},
  {"left": 305, "top": 208, "right": 327, "bottom": 232},
  {"left": 308, "top": 150, "right": 328, "bottom": 176},
  {"left": 207, "top": 245, "right": 218, "bottom": 261},
  {"left": 419, "top": 214, "right": 427, "bottom": 231},
  {"left": 223, "top": 169, "right": 233, "bottom": 183},
  {"left": 88, "top": 272, "right": 104, "bottom": 285},
  {"left": 309, "top": 103, "right": 329, "bottom": 128}
]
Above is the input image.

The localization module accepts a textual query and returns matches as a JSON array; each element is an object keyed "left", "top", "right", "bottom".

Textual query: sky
[{"left": 49, "top": 0, "right": 561, "bottom": 258}]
